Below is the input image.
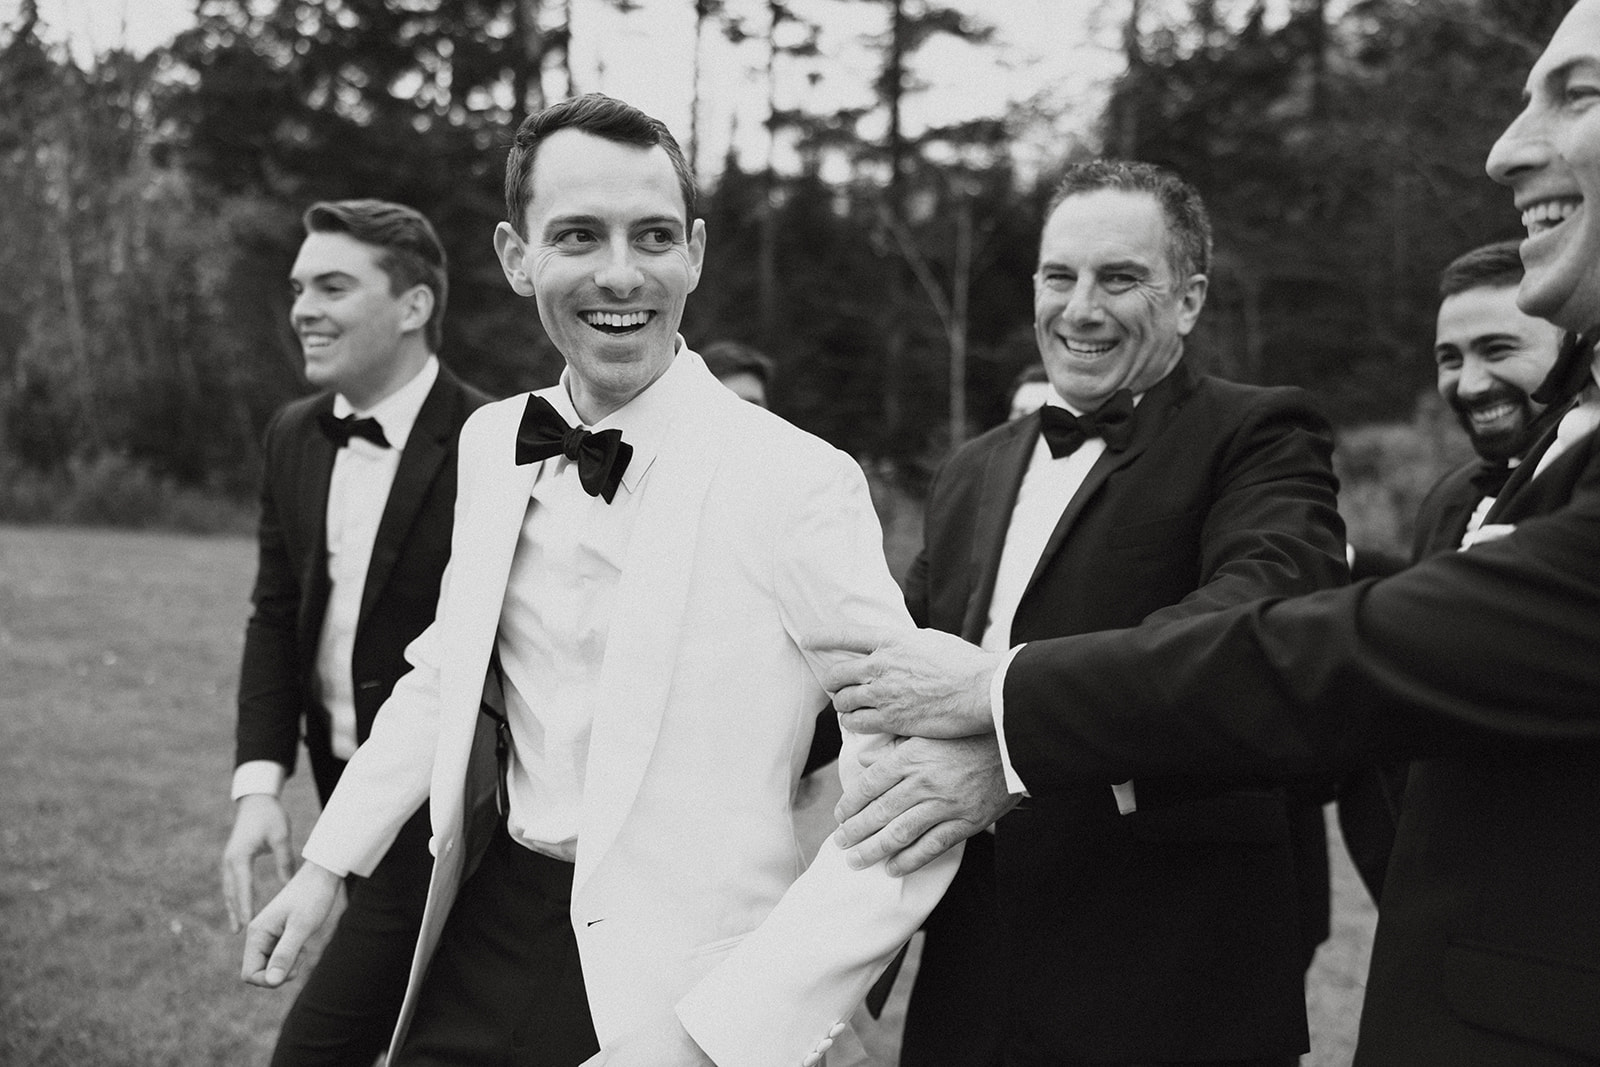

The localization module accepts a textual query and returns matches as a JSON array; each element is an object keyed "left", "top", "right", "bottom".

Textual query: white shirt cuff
[
  {"left": 990, "top": 645, "right": 1030, "bottom": 796},
  {"left": 231, "top": 760, "right": 287, "bottom": 801}
]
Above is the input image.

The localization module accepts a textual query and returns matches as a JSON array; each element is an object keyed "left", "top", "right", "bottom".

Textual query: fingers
[
  {"left": 834, "top": 741, "right": 909, "bottom": 826},
  {"left": 839, "top": 798, "right": 944, "bottom": 870},
  {"left": 220, "top": 852, "right": 252, "bottom": 934},
  {"left": 242, "top": 903, "right": 311, "bottom": 988},
  {"left": 884, "top": 820, "right": 971, "bottom": 877},
  {"left": 241, "top": 906, "right": 289, "bottom": 986}
]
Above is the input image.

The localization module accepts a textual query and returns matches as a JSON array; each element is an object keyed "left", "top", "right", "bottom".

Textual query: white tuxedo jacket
[{"left": 302, "top": 351, "right": 960, "bottom": 1067}]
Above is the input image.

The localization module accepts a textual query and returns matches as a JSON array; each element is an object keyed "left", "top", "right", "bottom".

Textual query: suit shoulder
[{"left": 262, "top": 390, "right": 330, "bottom": 445}]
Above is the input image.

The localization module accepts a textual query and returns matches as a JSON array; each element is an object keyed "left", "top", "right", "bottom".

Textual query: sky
[{"left": 14, "top": 0, "right": 1130, "bottom": 178}]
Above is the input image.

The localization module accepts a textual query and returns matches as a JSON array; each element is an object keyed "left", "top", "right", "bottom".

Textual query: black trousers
[
  {"left": 394, "top": 828, "right": 599, "bottom": 1067},
  {"left": 270, "top": 804, "right": 432, "bottom": 1067}
]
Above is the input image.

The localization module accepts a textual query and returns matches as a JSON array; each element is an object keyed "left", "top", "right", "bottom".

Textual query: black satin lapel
[
  {"left": 359, "top": 380, "right": 454, "bottom": 626},
  {"left": 1022, "top": 365, "right": 1193, "bottom": 595},
  {"left": 299, "top": 398, "right": 338, "bottom": 661},
  {"left": 1484, "top": 405, "right": 1568, "bottom": 524},
  {"left": 959, "top": 421, "right": 1037, "bottom": 643}
]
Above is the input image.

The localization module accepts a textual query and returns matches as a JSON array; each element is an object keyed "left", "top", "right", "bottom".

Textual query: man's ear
[
  {"left": 685, "top": 218, "right": 707, "bottom": 293},
  {"left": 493, "top": 222, "right": 535, "bottom": 297},
  {"left": 1175, "top": 274, "right": 1208, "bottom": 337},
  {"left": 399, "top": 285, "right": 433, "bottom": 335}
]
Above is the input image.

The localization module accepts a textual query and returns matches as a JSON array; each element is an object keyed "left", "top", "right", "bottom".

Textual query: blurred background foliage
[{"left": 0, "top": 0, "right": 1570, "bottom": 544}]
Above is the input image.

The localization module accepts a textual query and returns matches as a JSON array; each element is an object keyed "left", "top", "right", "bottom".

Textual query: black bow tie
[
  {"left": 318, "top": 412, "right": 390, "bottom": 449},
  {"left": 1037, "top": 390, "right": 1136, "bottom": 457},
  {"left": 514, "top": 394, "right": 633, "bottom": 503},
  {"left": 1468, "top": 459, "right": 1512, "bottom": 500}
]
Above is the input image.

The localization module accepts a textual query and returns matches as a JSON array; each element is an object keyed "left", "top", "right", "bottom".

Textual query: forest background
[{"left": 0, "top": 0, "right": 1576, "bottom": 551}]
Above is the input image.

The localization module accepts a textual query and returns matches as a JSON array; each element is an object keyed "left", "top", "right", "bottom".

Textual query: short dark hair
[
  {"left": 1046, "top": 159, "right": 1212, "bottom": 279},
  {"left": 700, "top": 340, "right": 774, "bottom": 386},
  {"left": 1438, "top": 239, "right": 1525, "bottom": 299},
  {"left": 302, "top": 199, "right": 448, "bottom": 351},
  {"left": 504, "top": 93, "right": 697, "bottom": 239}
]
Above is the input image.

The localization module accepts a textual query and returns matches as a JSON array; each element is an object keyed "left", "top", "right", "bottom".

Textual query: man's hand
[
  {"left": 221, "top": 794, "right": 296, "bottom": 933},
  {"left": 241, "top": 861, "right": 341, "bottom": 988},
  {"left": 579, "top": 1010, "right": 714, "bottom": 1067},
  {"left": 811, "top": 627, "right": 1002, "bottom": 739},
  {"left": 834, "top": 735, "right": 1018, "bottom": 875}
]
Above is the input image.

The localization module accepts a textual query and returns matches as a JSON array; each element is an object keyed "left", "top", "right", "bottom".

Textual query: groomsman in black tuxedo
[
  {"left": 870, "top": 160, "right": 1348, "bottom": 1066},
  {"left": 220, "top": 199, "right": 488, "bottom": 1066},
  {"left": 1420, "top": 239, "right": 1565, "bottom": 557},
  {"left": 820, "top": 5, "right": 1600, "bottom": 1059},
  {"left": 1339, "top": 239, "right": 1564, "bottom": 902}
]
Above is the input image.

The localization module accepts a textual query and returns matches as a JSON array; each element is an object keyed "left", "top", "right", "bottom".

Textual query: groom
[{"left": 241, "top": 93, "right": 958, "bottom": 1067}]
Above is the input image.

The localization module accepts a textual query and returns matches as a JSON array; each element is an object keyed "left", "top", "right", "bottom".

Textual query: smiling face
[
  {"left": 1486, "top": 0, "right": 1600, "bottom": 336},
  {"left": 494, "top": 128, "right": 705, "bottom": 424},
  {"left": 1033, "top": 189, "right": 1207, "bottom": 411},
  {"left": 288, "top": 231, "right": 432, "bottom": 410},
  {"left": 1434, "top": 283, "right": 1562, "bottom": 461}
]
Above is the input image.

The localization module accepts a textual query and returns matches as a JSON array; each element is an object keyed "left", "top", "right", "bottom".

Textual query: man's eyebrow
[
  {"left": 290, "top": 269, "right": 357, "bottom": 286},
  {"left": 541, "top": 213, "right": 686, "bottom": 232}
]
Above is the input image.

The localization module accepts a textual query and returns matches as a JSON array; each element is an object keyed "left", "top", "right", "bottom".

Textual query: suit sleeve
[
  {"left": 235, "top": 408, "right": 308, "bottom": 774},
  {"left": 676, "top": 451, "right": 961, "bottom": 1067},
  {"left": 1137, "top": 388, "right": 1348, "bottom": 628},
  {"left": 1002, "top": 431, "right": 1600, "bottom": 790}
]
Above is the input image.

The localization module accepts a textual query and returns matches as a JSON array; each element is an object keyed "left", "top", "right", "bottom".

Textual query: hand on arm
[
  {"left": 220, "top": 793, "right": 295, "bottom": 933},
  {"left": 240, "top": 861, "right": 341, "bottom": 988},
  {"left": 833, "top": 735, "right": 1018, "bottom": 875},
  {"left": 811, "top": 626, "right": 1002, "bottom": 739}
]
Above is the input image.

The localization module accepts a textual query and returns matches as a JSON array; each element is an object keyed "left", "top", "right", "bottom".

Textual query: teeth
[
  {"left": 1470, "top": 402, "right": 1515, "bottom": 425},
  {"left": 1522, "top": 198, "right": 1580, "bottom": 235},
  {"left": 1065, "top": 338, "right": 1115, "bottom": 356},
  {"left": 583, "top": 311, "right": 651, "bottom": 328},
  {"left": 302, "top": 335, "right": 334, "bottom": 348}
]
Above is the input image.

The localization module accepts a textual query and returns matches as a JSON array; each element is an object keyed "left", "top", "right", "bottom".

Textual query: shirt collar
[
  {"left": 549, "top": 336, "right": 694, "bottom": 494},
  {"left": 332, "top": 356, "right": 439, "bottom": 452}
]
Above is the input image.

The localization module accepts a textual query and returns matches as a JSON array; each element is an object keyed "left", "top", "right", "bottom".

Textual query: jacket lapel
[
  {"left": 959, "top": 421, "right": 1036, "bottom": 642},
  {"left": 359, "top": 371, "right": 458, "bottom": 627},
  {"left": 298, "top": 397, "right": 338, "bottom": 661},
  {"left": 575, "top": 370, "right": 723, "bottom": 893},
  {"left": 1023, "top": 363, "right": 1193, "bottom": 596}
]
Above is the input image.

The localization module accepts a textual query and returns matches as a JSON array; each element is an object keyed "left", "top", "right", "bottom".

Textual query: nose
[
  {"left": 593, "top": 241, "right": 644, "bottom": 297},
  {"left": 290, "top": 289, "right": 319, "bottom": 327},
  {"left": 1486, "top": 103, "right": 1547, "bottom": 187},
  {"left": 1064, "top": 276, "right": 1104, "bottom": 324},
  {"left": 1456, "top": 354, "right": 1495, "bottom": 400}
]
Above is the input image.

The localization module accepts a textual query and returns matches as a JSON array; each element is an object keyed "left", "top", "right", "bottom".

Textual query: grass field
[{"left": 0, "top": 524, "right": 1374, "bottom": 1065}]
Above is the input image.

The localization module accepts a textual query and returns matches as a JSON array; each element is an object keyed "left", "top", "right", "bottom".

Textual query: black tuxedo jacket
[
  {"left": 236, "top": 364, "right": 489, "bottom": 803},
  {"left": 1412, "top": 459, "right": 1492, "bottom": 560},
  {"left": 1004, "top": 408, "right": 1600, "bottom": 1064},
  {"left": 907, "top": 363, "right": 1348, "bottom": 1062}
]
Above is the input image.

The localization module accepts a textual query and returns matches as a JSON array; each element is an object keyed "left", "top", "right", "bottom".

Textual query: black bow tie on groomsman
[
  {"left": 514, "top": 394, "right": 633, "bottom": 503},
  {"left": 317, "top": 412, "right": 391, "bottom": 449},
  {"left": 1037, "top": 389, "right": 1136, "bottom": 457}
]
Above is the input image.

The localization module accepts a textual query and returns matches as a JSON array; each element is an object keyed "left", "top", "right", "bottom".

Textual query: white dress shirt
[
  {"left": 986, "top": 391, "right": 1140, "bottom": 812},
  {"left": 231, "top": 356, "right": 439, "bottom": 800},
  {"left": 496, "top": 352, "right": 685, "bottom": 861}
]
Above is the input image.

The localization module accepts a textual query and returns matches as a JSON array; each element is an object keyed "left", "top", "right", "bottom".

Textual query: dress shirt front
[
  {"left": 495, "top": 352, "right": 685, "bottom": 861},
  {"left": 231, "top": 356, "right": 439, "bottom": 800},
  {"left": 985, "top": 390, "right": 1140, "bottom": 808}
]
